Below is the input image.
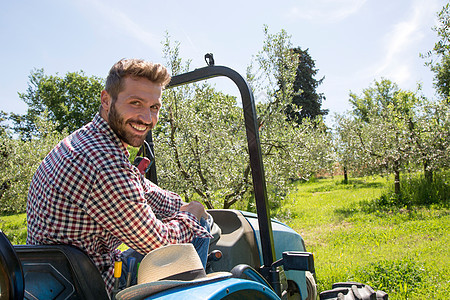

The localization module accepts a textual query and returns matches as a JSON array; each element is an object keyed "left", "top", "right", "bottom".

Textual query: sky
[{"left": 0, "top": 0, "right": 446, "bottom": 124}]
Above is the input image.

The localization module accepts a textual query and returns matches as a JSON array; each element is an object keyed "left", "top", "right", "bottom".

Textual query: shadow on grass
[
  {"left": 335, "top": 172, "right": 449, "bottom": 219},
  {"left": 335, "top": 197, "right": 449, "bottom": 220},
  {"left": 310, "top": 179, "right": 384, "bottom": 193}
]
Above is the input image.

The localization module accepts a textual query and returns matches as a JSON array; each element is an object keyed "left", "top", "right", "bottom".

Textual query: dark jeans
[{"left": 119, "top": 216, "right": 211, "bottom": 289}]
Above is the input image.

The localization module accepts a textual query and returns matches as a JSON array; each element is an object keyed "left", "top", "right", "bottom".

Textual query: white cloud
[
  {"left": 78, "top": 0, "right": 161, "bottom": 53},
  {"left": 373, "top": 0, "right": 441, "bottom": 86},
  {"left": 287, "top": 0, "right": 367, "bottom": 23}
]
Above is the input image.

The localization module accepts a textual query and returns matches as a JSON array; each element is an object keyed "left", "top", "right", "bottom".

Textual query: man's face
[{"left": 101, "top": 76, "right": 163, "bottom": 147}]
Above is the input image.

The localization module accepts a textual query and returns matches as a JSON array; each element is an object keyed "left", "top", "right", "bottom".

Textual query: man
[{"left": 26, "top": 59, "right": 211, "bottom": 295}]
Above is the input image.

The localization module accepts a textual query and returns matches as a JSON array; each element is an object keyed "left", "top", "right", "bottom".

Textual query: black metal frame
[
  {"left": 145, "top": 63, "right": 276, "bottom": 283},
  {"left": 0, "top": 231, "right": 25, "bottom": 300}
]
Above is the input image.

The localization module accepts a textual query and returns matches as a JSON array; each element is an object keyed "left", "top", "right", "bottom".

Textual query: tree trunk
[
  {"left": 343, "top": 165, "right": 348, "bottom": 184},
  {"left": 393, "top": 160, "right": 401, "bottom": 195},
  {"left": 423, "top": 160, "right": 433, "bottom": 183}
]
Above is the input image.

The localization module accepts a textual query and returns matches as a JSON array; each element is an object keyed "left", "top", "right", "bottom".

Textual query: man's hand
[{"left": 180, "top": 201, "right": 208, "bottom": 221}]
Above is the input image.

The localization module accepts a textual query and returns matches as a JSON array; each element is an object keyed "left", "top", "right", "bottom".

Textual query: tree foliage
[
  {"left": 156, "top": 84, "right": 248, "bottom": 209},
  {"left": 335, "top": 79, "right": 449, "bottom": 196},
  {"left": 249, "top": 26, "right": 334, "bottom": 186},
  {"left": 153, "top": 35, "right": 249, "bottom": 209},
  {"left": 0, "top": 112, "right": 65, "bottom": 214},
  {"left": 154, "top": 30, "right": 334, "bottom": 210},
  {"left": 11, "top": 69, "right": 103, "bottom": 139},
  {"left": 408, "top": 96, "right": 450, "bottom": 180},
  {"left": 0, "top": 111, "right": 10, "bottom": 138},
  {"left": 248, "top": 25, "right": 298, "bottom": 111},
  {"left": 422, "top": 3, "right": 450, "bottom": 100},
  {"left": 286, "top": 47, "right": 328, "bottom": 124}
]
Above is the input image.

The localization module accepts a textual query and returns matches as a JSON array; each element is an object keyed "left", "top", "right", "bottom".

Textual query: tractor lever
[{"left": 207, "top": 250, "right": 222, "bottom": 263}]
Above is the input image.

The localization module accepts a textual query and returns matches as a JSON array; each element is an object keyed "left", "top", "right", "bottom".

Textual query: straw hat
[{"left": 116, "top": 244, "right": 231, "bottom": 300}]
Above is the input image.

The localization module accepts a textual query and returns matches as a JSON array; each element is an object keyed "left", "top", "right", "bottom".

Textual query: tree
[
  {"left": 340, "top": 80, "right": 410, "bottom": 194},
  {"left": 285, "top": 47, "right": 328, "bottom": 124},
  {"left": 0, "top": 112, "right": 65, "bottom": 213},
  {"left": 334, "top": 112, "right": 373, "bottom": 183},
  {"left": 248, "top": 25, "right": 298, "bottom": 113},
  {"left": 11, "top": 69, "right": 104, "bottom": 139},
  {"left": 157, "top": 85, "right": 248, "bottom": 209},
  {"left": 405, "top": 95, "right": 450, "bottom": 182},
  {"left": 422, "top": 3, "right": 450, "bottom": 101},
  {"left": 153, "top": 35, "right": 249, "bottom": 209},
  {"left": 0, "top": 111, "right": 10, "bottom": 138}
]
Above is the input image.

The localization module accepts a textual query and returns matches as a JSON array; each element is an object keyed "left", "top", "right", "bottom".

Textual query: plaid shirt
[{"left": 26, "top": 113, "right": 210, "bottom": 294}]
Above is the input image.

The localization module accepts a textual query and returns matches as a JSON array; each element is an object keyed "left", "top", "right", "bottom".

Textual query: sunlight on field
[
  {"left": 279, "top": 176, "right": 450, "bottom": 300},
  {"left": 1, "top": 175, "right": 448, "bottom": 299},
  {"left": 0, "top": 213, "right": 27, "bottom": 244}
]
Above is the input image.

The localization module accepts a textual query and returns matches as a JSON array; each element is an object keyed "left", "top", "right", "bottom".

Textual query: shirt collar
[{"left": 92, "top": 113, "right": 130, "bottom": 158}]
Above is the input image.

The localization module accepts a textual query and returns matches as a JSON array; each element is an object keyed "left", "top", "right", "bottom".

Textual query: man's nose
[{"left": 138, "top": 108, "right": 153, "bottom": 124}]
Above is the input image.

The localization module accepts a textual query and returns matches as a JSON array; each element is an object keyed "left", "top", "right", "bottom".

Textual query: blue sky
[{"left": 0, "top": 0, "right": 446, "bottom": 123}]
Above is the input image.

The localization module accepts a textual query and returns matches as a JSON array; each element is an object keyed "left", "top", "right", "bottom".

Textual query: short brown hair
[{"left": 105, "top": 58, "right": 171, "bottom": 100}]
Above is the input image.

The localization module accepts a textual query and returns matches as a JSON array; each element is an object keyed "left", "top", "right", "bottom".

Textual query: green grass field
[
  {"left": 277, "top": 176, "right": 449, "bottom": 299},
  {"left": 1, "top": 175, "right": 448, "bottom": 299}
]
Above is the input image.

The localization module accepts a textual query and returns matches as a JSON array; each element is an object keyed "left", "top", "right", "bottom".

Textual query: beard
[{"left": 107, "top": 102, "right": 151, "bottom": 147}]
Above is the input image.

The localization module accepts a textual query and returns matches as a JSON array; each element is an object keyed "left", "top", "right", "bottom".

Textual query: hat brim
[{"left": 116, "top": 272, "right": 232, "bottom": 300}]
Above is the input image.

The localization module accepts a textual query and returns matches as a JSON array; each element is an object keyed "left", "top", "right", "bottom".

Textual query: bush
[
  {"left": 359, "top": 171, "right": 449, "bottom": 213},
  {"left": 400, "top": 171, "right": 449, "bottom": 207}
]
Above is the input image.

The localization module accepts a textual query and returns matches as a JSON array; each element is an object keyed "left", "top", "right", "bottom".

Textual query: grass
[
  {"left": 1, "top": 175, "right": 448, "bottom": 299},
  {"left": 276, "top": 175, "right": 449, "bottom": 300},
  {"left": 0, "top": 213, "right": 27, "bottom": 244}
]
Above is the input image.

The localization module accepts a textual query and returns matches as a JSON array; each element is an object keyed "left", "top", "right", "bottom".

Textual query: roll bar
[{"left": 145, "top": 57, "right": 276, "bottom": 282}]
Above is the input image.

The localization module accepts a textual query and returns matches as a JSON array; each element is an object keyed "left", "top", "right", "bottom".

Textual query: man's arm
[{"left": 83, "top": 166, "right": 211, "bottom": 254}]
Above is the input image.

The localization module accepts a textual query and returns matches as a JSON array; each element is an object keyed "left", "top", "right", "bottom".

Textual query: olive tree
[
  {"left": 153, "top": 36, "right": 249, "bottom": 209},
  {"left": 421, "top": 3, "right": 450, "bottom": 101},
  {"left": 0, "top": 112, "right": 65, "bottom": 213},
  {"left": 0, "top": 111, "right": 10, "bottom": 138},
  {"left": 406, "top": 96, "right": 450, "bottom": 182}
]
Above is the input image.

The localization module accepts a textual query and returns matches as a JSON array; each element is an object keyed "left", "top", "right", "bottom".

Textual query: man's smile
[{"left": 129, "top": 122, "right": 149, "bottom": 132}]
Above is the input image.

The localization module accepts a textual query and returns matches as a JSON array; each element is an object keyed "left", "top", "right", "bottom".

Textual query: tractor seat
[
  {"left": 0, "top": 230, "right": 25, "bottom": 300},
  {"left": 14, "top": 243, "right": 110, "bottom": 300}
]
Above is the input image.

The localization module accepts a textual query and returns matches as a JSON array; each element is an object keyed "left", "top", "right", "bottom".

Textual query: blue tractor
[{"left": 0, "top": 56, "right": 386, "bottom": 300}]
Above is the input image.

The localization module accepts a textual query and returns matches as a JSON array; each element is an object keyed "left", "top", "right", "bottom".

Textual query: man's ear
[{"left": 100, "top": 90, "right": 112, "bottom": 113}]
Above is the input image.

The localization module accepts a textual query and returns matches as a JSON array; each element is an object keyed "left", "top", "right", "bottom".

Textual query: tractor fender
[{"left": 142, "top": 277, "right": 280, "bottom": 299}]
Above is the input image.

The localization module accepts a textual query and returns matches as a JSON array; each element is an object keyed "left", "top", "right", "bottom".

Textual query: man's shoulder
[
  {"left": 49, "top": 115, "right": 131, "bottom": 177},
  {"left": 70, "top": 126, "right": 125, "bottom": 164}
]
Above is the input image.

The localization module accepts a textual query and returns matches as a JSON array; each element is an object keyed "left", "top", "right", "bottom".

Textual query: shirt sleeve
[
  {"left": 81, "top": 162, "right": 211, "bottom": 255},
  {"left": 141, "top": 177, "right": 181, "bottom": 218}
]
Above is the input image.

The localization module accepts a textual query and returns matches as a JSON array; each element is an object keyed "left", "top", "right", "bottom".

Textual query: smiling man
[
  {"left": 26, "top": 59, "right": 211, "bottom": 295},
  {"left": 101, "top": 74, "right": 161, "bottom": 148}
]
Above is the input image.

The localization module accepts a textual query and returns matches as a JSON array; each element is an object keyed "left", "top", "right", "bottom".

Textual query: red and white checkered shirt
[{"left": 26, "top": 113, "right": 210, "bottom": 294}]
